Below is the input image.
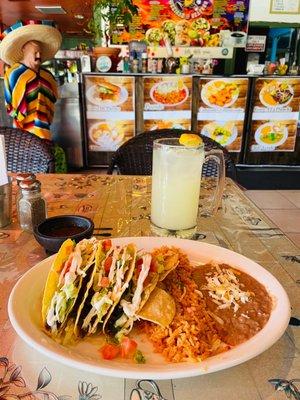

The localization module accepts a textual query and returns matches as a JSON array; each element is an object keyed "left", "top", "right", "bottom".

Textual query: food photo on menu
[
  {"left": 151, "top": 80, "right": 188, "bottom": 107},
  {"left": 199, "top": 78, "right": 248, "bottom": 110},
  {"left": 259, "top": 80, "right": 294, "bottom": 108},
  {"left": 144, "top": 18, "right": 221, "bottom": 47},
  {"left": 116, "top": 0, "right": 250, "bottom": 47},
  {"left": 10, "top": 235, "right": 289, "bottom": 376},
  {"left": 85, "top": 76, "right": 134, "bottom": 111},
  {"left": 250, "top": 120, "right": 297, "bottom": 152},
  {"left": 198, "top": 120, "right": 243, "bottom": 152},
  {"left": 201, "top": 80, "right": 240, "bottom": 108},
  {"left": 88, "top": 119, "right": 134, "bottom": 151},
  {"left": 144, "top": 76, "right": 192, "bottom": 111},
  {"left": 254, "top": 77, "right": 300, "bottom": 111}
]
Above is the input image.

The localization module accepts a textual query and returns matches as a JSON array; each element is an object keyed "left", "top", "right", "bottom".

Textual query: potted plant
[{"left": 88, "top": 0, "right": 138, "bottom": 52}]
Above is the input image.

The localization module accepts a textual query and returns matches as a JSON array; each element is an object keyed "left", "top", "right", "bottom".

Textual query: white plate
[
  {"left": 8, "top": 237, "right": 290, "bottom": 380},
  {"left": 259, "top": 83, "right": 294, "bottom": 108},
  {"left": 201, "top": 122, "right": 238, "bottom": 146},
  {"left": 86, "top": 84, "right": 128, "bottom": 106},
  {"left": 254, "top": 123, "right": 288, "bottom": 148},
  {"left": 201, "top": 79, "right": 239, "bottom": 108},
  {"left": 150, "top": 81, "right": 189, "bottom": 107}
]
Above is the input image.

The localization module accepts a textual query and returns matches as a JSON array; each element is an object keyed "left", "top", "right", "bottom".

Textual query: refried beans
[{"left": 192, "top": 263, "right": 272, "bottom": 346}]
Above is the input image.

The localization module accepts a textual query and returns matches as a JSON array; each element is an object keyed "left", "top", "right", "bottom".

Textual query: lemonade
[{"left": 151, "top": 138, "right": 205, "bottom": 232}]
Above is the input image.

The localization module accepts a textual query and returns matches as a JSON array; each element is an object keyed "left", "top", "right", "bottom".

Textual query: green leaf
[{"left": 88, "top": 0, "right": 138, "bottom": 44}]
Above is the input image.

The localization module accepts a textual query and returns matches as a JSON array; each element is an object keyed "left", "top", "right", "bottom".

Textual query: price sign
[{"left": 245, "top": 36, "right": 267, "bottom": 52}]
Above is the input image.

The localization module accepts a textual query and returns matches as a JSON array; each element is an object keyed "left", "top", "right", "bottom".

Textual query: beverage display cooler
[{"left": 44, "top": 59, "right": 85, "bottom": 169}]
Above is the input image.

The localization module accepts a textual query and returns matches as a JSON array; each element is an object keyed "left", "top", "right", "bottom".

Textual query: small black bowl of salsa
[{"left": 34, "top": 215, "right": 94, "bottom": 254}]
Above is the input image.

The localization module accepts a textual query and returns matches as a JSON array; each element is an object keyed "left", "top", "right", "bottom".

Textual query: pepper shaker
[{"left": 18, "top": 180, "right": 46, "bottom": 232}]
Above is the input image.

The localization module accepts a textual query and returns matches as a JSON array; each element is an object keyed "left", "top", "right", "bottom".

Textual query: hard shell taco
[
  {"left": 73, "top": 239, "right": 115, "bottom": 337},
  {"left": 42, "top": 237, "right": 98, "bottom": 341},
  {"left": 42, "top": 238, "right": 75, "bottom": 326},
  {"left": 104, "top": 246, "right": 179, "bottom": 340},
  {"left": 76, "top": 241, "right": 137, "bottom": 337}
]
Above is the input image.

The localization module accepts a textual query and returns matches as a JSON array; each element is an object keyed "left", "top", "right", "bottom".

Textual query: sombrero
[{"left": 0, "top": 20, "right": 62, "bottom": 66}]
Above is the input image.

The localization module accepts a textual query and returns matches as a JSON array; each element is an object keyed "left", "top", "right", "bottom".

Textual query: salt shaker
[
  {"left": 18, "top": 180, "right": 46, "bottom": 232},
  {"left": 16, "top": 173, "right": 36, "bottom": 201},
  {"left": 16, "top": 173, "right": 36, "bottom": 221}
]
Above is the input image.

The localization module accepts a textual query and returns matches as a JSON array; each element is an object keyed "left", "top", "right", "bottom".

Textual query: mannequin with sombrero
[{"left": 0, "top": 20, "right": 62, "bottom": 140}]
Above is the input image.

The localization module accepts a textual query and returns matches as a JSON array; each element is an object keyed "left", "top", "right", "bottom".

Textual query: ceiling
[{"left": 0, "top": 0, "right": 93, "bottom": 36}]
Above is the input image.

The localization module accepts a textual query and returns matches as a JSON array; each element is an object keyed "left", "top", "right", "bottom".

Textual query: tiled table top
[{"left": 0, "top": 174, "right": 299, "bottom": 400}]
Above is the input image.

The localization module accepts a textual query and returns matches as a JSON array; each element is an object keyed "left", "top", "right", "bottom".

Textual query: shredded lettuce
[{"left": 134, "top": 350, "right": 146, "bottom": 364}]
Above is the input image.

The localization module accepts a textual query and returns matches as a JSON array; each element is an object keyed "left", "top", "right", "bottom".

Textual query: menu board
[
  {"left": 84, "top": 75, "right": 135, "bottom": 152},
  {"left": 197, "top": 77, "right": 249, "bottom": 152},
  {"left": 250, "top": 77, "right": 300, "bottom": 152},
  {"left": 112, "top": 0, "right": 250, "bottom": 47},
  {"left": 143, "top": 75, "right": 192, "bottom": 131}
]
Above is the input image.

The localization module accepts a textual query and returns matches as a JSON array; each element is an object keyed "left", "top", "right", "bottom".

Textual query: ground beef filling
[{"left": 192, "top": 263, "right": 272, "bottom": 346}]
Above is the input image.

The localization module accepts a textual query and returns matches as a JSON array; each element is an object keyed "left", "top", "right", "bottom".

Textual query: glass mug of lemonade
[{"left": 150, "top": 136, "right": 225, "bottom": 238}]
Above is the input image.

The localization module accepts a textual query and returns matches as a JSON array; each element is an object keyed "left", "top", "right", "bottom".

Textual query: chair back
[
  {"left": 107, "top": 129, "right": 236, "bottom": 179},
  {"left": 0, "top": 127, "right": 55, "bottom": 173}
]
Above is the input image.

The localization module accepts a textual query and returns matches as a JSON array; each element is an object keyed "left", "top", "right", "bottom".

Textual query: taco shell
[
  {"left": 73, "top": 239, "right": 110, "bottom": 337},
  {"left": 42, "top": 238, "right": 98, "bottom": 341},
  {"left": 41, "top": 239, "right": 75, "bottom": 325},
  {"left": 137, "top": 287, "right": 176, "bottom": 327},
  {"left": 102, "top": 243, "right": 137, "bottom": 333}
]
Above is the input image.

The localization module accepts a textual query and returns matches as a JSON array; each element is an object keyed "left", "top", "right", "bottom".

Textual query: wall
[
  {"left": 61, "top": 37, "right": 94, "bottom": 50},
  {"left": 249, "top": 0, "right": 300, "bottom": 23}
]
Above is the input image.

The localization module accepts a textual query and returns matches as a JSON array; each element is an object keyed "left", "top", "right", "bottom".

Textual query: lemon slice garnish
[{"left": 179, "top": 133, "right": 203, "bottom": 147}]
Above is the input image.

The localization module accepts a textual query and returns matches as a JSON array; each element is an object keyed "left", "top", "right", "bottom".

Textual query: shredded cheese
[{"left": 202, "top": 266, "right": 251, "bottom": 313}]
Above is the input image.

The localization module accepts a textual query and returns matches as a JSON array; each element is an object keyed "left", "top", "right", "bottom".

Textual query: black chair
[
  {"left": 1, "top": 126, "right": 55, "bottom": 173},
  {"left": 107, "top": 129, "right": 236, "bottom": 180}
]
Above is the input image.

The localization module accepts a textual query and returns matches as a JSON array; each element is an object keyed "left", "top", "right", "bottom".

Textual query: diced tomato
[
  {"left": 104, "top": 256, "right": 113, "bottom": 273},
  {"left": 102, "top": 239, "right": 112, "bottom": 252},
  {"left": 100, "top": 343, "right": 120, "bottom": 360},
  {"left": 120, "top": 337, "right": 138, "bottom": 359},
  {"left": 135, "top": 258, "right": 143, "bottom": 275},
  {"left": 59, "top": 255, "right": 74, "bottom": 281},
  {"left": 136, "top": 258, "right": 143, "bottom": 266},
  {"left": 64, "top": 257, "right": 73, "bottom": 273},
  {"left": 100, "top": 276, "right": 109, "bottom": 287}
]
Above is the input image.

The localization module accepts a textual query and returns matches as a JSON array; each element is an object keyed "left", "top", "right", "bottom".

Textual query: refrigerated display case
[
  {"left": 44, "top": 58, "right": 84, "bottom": 169},
  {"left": 82, "top": 73, "right": 250, "bottom": 168},
  {"left": 81, "top": 72, "right": 300, "bottom": 188}
]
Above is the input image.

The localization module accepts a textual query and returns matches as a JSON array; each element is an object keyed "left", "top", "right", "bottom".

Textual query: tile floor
[{"left": 244, "top": 190, "right": 300, "bottom": 249}]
